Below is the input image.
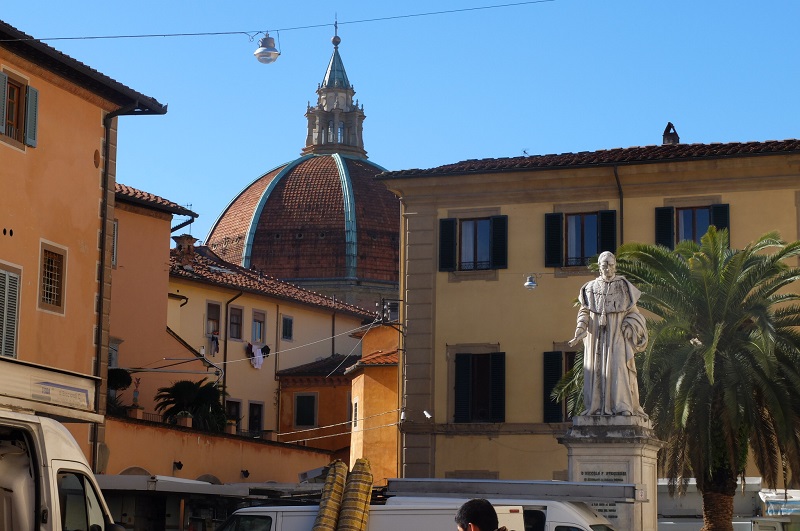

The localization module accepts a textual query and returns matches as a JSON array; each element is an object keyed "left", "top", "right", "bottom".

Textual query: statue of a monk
[{"left": 568, "top": 251, "right": 648, "bottom": 417}]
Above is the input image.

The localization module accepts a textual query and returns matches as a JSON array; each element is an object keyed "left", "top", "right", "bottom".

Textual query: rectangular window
[
  {"left": 226, "top": 400, "right": 241, "bottom": 432},
  {"left": 229, "top": 307, "right": 242, "bottom": 340},
  {"left": 39, "top": 243, "right": 66, "bottom": 313},
  {"left": 566, "top": 213, "right": 598, "bottom": 266},
  {"left": 0, "top": 268, "right": 20, "bottom": 358},
  {"left": 677, "top": 206, "right": 711, "bottom": 243},
  {"left": 543, "top": 351, "right": 577, "bottom": 423},
  {"left": 454, "top": 352, "right": 505, "bottom": 423},
  {"left": 655, "top": 204, "right": 730, "bottom": 250},
  {"left": 0, "top": 71, "right": 38, "bottom": 148},
  {"left": 460, "top": 218, "right": 491, "bottom": 270},
  {"left": 439, "top": 215, "right": 508, "bottom": 272},
  {"left": 545, "top": 210, "right": 616, "bottom": 268},
  {"left": 353, "top": 400, "right": 359, "bottom": 428},
  {"left": 207, "top": 303, "right": 220, "bottom": 335},
  {"left": 294, "top": 393, "right": 317, "bottom": 427},
  {"left": 248, "top": 402, "right": 263, "bottom": 435},
  {"left": 252, "top": 311, "right": 265, "bottom": 343},
  {"left": 282, "top": 316, "right": 293, "bottom": 341}
]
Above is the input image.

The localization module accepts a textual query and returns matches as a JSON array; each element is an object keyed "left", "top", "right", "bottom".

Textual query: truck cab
[{"left": 0, "top": 408, "right": 122, "bottom": 531}]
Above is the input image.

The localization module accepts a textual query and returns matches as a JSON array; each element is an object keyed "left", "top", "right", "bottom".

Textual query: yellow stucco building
[{"left": 380, "top": 132, "right": 800, "bottom": 480}]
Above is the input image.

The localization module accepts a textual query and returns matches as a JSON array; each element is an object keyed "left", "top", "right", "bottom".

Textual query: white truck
[
  {"left": 216, "top": 501, "right": 614, "bottom": 531},
  {"left": 0, "top": 408, "right": 123, "bottom": 531},
  {"left": 216, "top": 477, "right": 624, "bottom": 531}
]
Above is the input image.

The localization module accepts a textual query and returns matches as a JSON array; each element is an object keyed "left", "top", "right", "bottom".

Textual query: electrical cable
[
  {"left": 283, "top": 420, "right": 401, "bottom": 444},
  {"left": 277, "top": 408, "right": 401, "bottom": 437},
  {"left": 0, "top": 0, "right": 556, "bottom": 43}
]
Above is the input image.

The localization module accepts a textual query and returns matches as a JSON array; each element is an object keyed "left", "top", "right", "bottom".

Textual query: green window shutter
[
  {"left": 489, "top": 352, "right": 506, "bottom": 423},
  {"left": 439, "top": 218, "right": 457, "bottom": 272},
  {"left": 454, "top": 354, "right": 471, "bottom": 423},
  {"left": 655, "top": 207, "right": 675, "bottom": 250},
  {"left": 0, "top": 271, "right": 19, "bottom": 358},
  {"left": 0, "top": 72, "right": 7, "bottom": 136},
  {"left": 710, "top": 204, "right": 730, "bottom": 241},
  {"left": 489, "top": 215, "right": 508, "bottom": 269},
  {"left": 542, "top": 351, "right": 564, "bottom": 423},
  {"left": 24, "top": 86, "right": 38, "bottom": 147},
  {"left": 597, "top": 210, "right": 617, "bottom": 254},
  {"left": 544, "top": 213, "right": 564, "bottom": 267}
]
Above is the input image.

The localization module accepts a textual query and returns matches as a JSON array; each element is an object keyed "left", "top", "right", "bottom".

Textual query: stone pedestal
[{"left": 559, "top": 415, "right": 663, "bottom": 531}]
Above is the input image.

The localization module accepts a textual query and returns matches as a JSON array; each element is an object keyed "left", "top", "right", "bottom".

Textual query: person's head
[
  {"left": 455, "top": 498, "right": 499, "bottom": 531},
  {"left": 598, "top": 251, "right": 617, "bottom": 281}
]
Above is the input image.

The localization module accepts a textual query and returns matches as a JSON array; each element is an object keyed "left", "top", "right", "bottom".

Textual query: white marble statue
[{"left": 568, "top": 251, "right": 648, "bottom": 417}]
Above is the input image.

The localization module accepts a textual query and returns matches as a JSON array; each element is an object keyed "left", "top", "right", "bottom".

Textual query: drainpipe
[
  {"left": 91, "top": 103, "right": 146, "bottom": 472},
  {"left": 222, "top": 291, "right": 243, "bottom": 403},
  {"left": 613, "top": 165, "right": 624, "bottom": 245},
  {"left": 274, "top": 304, "right": 281, "bottom": 434},
  {"left": 331, "top": 296, "right": 336, "bottom": 356}
]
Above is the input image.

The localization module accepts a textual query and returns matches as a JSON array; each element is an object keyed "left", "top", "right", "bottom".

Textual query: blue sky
[{"left": 5, "top": 1, "right": 800, "bottom": 241}]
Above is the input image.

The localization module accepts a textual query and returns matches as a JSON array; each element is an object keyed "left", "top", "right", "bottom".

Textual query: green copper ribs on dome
[
  {"left": 333, "top": 153, "right": 358, "bottom": 279},
  {"left": 241, "top": 155, "right": 314, "bottom": 270},
  {"left": 321, "top": 46, "right": 350, "bottom": 90}
]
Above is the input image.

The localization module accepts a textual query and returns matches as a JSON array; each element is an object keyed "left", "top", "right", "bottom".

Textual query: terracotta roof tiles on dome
[
  {"left": 276, "top": 353, "right": 360, "bottom": 377},
  {"left": 116, "top": 183, "right": 197, "bottom": 217},
  {"left": 379, "top": 139, "right": 800, "bottom": 179},
  {"left": 169, "top": 246, "right": 374, "bottom": 321},
  {"left": 206, "top": 154, "right": 399, "bottom": 282}
]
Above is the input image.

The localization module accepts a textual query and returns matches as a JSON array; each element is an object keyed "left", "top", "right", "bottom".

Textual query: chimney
[
  {"left": 172, "top": 234, "right": 198, "bottom": 267},
  {"left": 662, "top": 122, "right": 680, "bottom": 145}
]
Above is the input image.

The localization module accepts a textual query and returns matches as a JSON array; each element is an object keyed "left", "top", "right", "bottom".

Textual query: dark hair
[{"left": 454, "top": 498, "right": 498, "bottom": 531}]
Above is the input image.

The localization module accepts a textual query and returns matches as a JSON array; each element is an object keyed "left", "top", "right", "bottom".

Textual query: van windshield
[{"left": 216, "top": 514, "right": 273, "bottom": 531}]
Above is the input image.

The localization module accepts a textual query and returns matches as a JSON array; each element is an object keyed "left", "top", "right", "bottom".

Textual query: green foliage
[
  {"left": 107, "top": 368, "right": 133, "bottom": 391},
  {"left": 106, "top": 392, "right": 128, "bottom": 417},
  {"left": 614, "top": 227, "right": 800, "bottom": 502},
  {"left": 154, "top": 378, "right": 227, "bottom": 433}
]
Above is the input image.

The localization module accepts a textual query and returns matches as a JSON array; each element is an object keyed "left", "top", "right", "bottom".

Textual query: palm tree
[
  {"left": 154, "top": 378, "right": 227, "bottom": 433},
  {"left": 613, "top": 227, "right": 800, "bottom": 531}
]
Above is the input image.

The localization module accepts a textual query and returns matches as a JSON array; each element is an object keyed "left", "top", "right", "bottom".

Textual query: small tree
[{"left": 154, "top": 379, "right": 227, "bottom": 433}]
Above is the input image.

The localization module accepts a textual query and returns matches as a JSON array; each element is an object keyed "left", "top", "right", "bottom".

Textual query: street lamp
[{"left": 253, "top": 33, "right": 280, "bottom": 64}]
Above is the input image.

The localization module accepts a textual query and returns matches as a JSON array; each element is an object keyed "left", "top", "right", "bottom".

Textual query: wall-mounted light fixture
[
  {"left": 523, "top": 273, "right": 555, "bottom": 290},
  {"left": 172, "top": 461, "right": 183, "bottom": 471},
  {"left": 241, "top": 469, "right": 250, "bottom": 478}
]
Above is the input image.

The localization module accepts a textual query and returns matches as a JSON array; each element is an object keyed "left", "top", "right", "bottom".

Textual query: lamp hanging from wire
[{"left": 253, "top": 32, "right": 280, "bottom": 64}]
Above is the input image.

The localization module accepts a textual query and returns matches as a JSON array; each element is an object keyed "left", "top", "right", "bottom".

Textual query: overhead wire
[
  {"left": 0, "top": 0, "right": 556, "bottom": 43},
  {"left": 277, "top": 408, "right": 401, "bottom": 438}
]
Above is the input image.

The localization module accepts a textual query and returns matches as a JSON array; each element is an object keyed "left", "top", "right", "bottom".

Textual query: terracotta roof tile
[
  {"left": 169, "top": 246, "right": 375, "bottom": 321},
  {"left": 276, "top": 353, "right": 360, "bottom": 377},
  {"left": 116, "top": 183, "right": 197, "bottom": 217},
  {"left": 0, "top": 19, "right": 165, "bottom": 112},
  {"left": 379, "top": 139, "right": 800, "bottom": 179},
  {"left": 344, "top": 349, "right": 398, "bottom": 375}
]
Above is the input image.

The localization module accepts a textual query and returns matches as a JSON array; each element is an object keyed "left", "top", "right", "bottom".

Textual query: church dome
[{"left": 205, "top": 34, "right": 399, "bottom": 307}]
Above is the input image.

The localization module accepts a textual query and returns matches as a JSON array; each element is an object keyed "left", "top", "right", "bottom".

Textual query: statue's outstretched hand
[{"left": 568, "top": 329, "right": 586, "bottom": 348}]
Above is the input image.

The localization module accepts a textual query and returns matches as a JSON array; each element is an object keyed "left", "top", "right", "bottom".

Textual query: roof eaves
[{"left": 0, "top": 19, "right": 167, "bottom": 113}]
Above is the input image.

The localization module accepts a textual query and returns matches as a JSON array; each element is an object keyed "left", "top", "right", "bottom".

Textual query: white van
[
  {"left": 216, "top": 499, "right": 614, "bottom": 531},
  {"left": 0, "top": 408, "right": 123, "bottom": 531}
]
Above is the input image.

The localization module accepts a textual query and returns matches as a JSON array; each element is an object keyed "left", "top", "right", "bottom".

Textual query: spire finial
[{"left": 332, "top": 18, "right": 341, "bottom": 48}]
